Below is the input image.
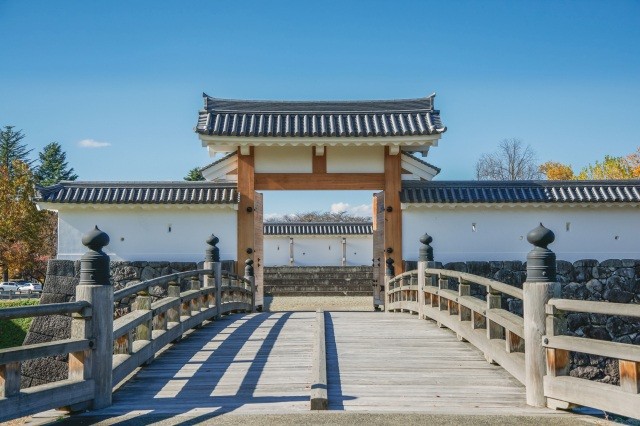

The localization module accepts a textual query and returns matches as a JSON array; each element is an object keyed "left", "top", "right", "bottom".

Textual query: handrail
[
  {"left": 0, "top": 301, "right": 91, "bottom": 320},
  {"left": 386, "top": 266, "right": 526, "bottom": 384},
  {"left": 424, "top": 268, "right": 523, "bottom": 300},
  {"left": 543, "top": 298, "right": 640, "bottom": 419},
  {"left": 113, "top": 268, "right": 213, "bottom": 302},
  {"left": 1, "top": 262, "right": 255, "bottom": 424}
]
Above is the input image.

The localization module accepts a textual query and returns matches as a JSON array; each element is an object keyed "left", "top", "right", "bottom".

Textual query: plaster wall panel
[
  {"left": 263, "top": 235, "right": 372, "bottom": 266},
  {"left": 57, "top": 206, "right": 237, "bottom": 261},
  {"left": 402, "top": 205, "right": 640, "bottom": 263},
  {"left": 326, "top": 146, "right": 384, "bottom": 173},
  {"left": 254, "top": 146, "right": 312, "bottom": 173}
]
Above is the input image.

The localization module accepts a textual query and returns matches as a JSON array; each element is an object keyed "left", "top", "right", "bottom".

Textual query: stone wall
[
  {"left": 407, "top": 258, "right": 640, "bottom": 385},
  {"left": 21, "top": 259, "right": 234, "bottom": 388}
]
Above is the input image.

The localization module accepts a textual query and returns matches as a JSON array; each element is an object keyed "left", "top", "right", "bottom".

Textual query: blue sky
[{"left": 1, "top": 1, "right": 639, "bottom": 217}]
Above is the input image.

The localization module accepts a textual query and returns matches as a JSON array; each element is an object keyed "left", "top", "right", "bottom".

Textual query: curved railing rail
[
  {"left": 386, "top": 262, "right": 640, "bottom": 419},
  {"left": 0, "top": 231, "right": 255, "bottom": 423},
  {"left": 387, "top": 267, "right": 526, "bottom": 384},
  {"left": 0, "top": 301, "right": 95, "bottom": 418},
  {"left": 543, "top": 299, "right": 640, "bottom": 419},
  {"left": 110, "top": 267, "right": 254, "bottom": 386}
]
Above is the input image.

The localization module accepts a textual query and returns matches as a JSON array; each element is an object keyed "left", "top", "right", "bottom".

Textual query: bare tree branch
[{"left": 475, "top": 138, "right": 541, "bottom": 180}]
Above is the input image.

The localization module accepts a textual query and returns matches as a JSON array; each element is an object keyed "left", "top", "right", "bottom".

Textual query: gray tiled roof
[
  {"left": 197, "top": 93, "right": 446, "bottom": 138},
  {"left": 401, "top": 151, "right": 441, "bottom": 173},
  {"left": 36, "top": 181, "right": 239, "bottom": 205},
  {"left": 401, "top": 180, "right": 640, "bottom": 204},
  {"left": 264, "top": 222, "right": 373, "bottom": 236},
  {"left": 199, "top": 151, "right": 237, "bottom": 173}
]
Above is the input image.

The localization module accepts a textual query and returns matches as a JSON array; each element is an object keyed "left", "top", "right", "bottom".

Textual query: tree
[
  {"left": 475, "top": 138, "right": 541, "bottom": 180},
  {"left": 184, "top": 167, "right": 205, "bottom": 181},
  {"left": 0, "top": 126, "right": 33, "bottom": 177},
  {"left": 0, "top": 160, "right": 45, "bottom": 281},
  {"left": 540, "top": 148, "right": 640, "bottom": 180},
  {"left": 576, "top": 155, "right": 634, "bottom": 180},
  {"left": 539, "top": 161, "right": 575, "bottom": 180},
  {"left": 265, "top": 210, "right": 371, "bottom": 223},
  {"left": 626, "top": 147, "right": 640, "bottom": 177},
  {"left": 35, "top": 142, "right": 78, "bottom": 186}
]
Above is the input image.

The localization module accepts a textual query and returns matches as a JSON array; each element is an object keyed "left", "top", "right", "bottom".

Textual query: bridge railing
[
  {"left": 543, "top": 298, "right": 640, "bottom": 419},
  {"left": 0, "top": 301, "right": 95, "bottom": 419},
  {"left": 388, "top": 267, "right": 526, "bottom": 384},
  {"left": 0, "top": 228, "right": 256, "bottom": 423},
  {"left": 385, "top": 226, "right": 640, "bottom": 419}
]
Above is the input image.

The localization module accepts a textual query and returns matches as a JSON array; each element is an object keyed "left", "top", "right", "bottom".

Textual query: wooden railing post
[
  {"left": 73, "top": 226, "right": 113, "bottom": 409},
  {"left": 167, "top": 280, "right": 181, "bottom": 343},
  {"left": 523, "top": 224, "right": 560, "bottom": 408},
  {"left": 417, "top": 232, "right": 434, "bottom": 320},
  {"left": 204, "top": 234, "right": 222, "bottom": 320},
  {"left": 384, "top": 258, "right": 394, "bottom": 313},
  {"left": 245, "top": 259, "right": 256, "bottom": 312}
]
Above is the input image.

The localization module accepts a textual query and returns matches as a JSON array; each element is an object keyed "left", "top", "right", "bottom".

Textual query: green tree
[
  {"left": 0, "top": 126, "right": 33, "bottom": 177},
  {"left": 0, "top": 161, "right": 44, "bottom": 281},
  {"left": 184, "top": 167, "right": 205, "bottom": 181},
  {"left": 35, "top": 142, "right": 78, "bottom": 186}
]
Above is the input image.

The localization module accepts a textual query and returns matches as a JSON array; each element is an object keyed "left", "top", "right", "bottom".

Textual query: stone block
[
  {"left": 443, "top": 262, "right": 467, "bottom": 273},
  {"left": 112, "top": 265, "right": 140, "bottom": 281},
  {"left": 169, "top": 262, "right": 197, "bottom": 272},
  {"left": 573, "top": 259, "right": 599, "bottom": 268},
  {"left": 555, "top": 260, "right": 573, "bottom": 275},
  {"left": 467, "top": 261, "right": 490, "bottom": 277},
  {"left": 46, "top": 260, "right": 75, "bottom": 277},
  {"left": 570, "top": 366, "right": 602, "bottom": 380},
  {"left": 30, "top": 315, "right": 71, "bottom": 339},
  {"left": 43, "top": 275, "right": 78, "bottom": 296},
  {"left": 21, "top": 357, "right": 68, "bottom": 384},
  {"left": 140, "top": 266, "right": 160, "bottom": 281},
  {"left": 23, "top": 331, "right": 55, "bottom": 346},
  {"left": 39, "top": 293, "right": 71, "bottom": 304},
  {"left": 502, "top": 260, "right": 523, "bottom": 271}
]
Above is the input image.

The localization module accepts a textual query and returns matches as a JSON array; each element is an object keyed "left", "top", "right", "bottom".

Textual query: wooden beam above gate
[{"left": 254, "top": 173, "right": 385, "bottom": 190}]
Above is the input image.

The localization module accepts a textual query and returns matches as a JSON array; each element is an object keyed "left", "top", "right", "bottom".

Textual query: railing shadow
[
  {"left": 67, "top": 312, "right": 309, "bottom": 425},
  {"left": 324, "top": 312, "right": 345, "bottom": 410}
]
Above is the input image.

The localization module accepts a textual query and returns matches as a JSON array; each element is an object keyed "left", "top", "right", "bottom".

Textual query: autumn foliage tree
[
  {"left": 0, "top": 161, "right": 45, "bottom": 281},
  {"left": 540, "top": 148, "right": 640, "bottom": 180}
]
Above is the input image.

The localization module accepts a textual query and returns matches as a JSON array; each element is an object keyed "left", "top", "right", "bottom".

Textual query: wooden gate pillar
[
  {"left": 237, "top": 147, "right": 255, "bottom": 274},
  {"left": 384, "top": 147, "right": 403, "bottom": 274}
]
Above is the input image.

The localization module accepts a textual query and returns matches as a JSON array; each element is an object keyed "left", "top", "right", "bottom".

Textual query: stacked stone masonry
[{"left": 406, "top": 258, "right": 640, "bottom": 386}]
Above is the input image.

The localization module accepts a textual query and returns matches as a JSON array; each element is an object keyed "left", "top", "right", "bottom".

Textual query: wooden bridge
[{"left": 1, "top": 228, "right": 639, "bottom": 423}]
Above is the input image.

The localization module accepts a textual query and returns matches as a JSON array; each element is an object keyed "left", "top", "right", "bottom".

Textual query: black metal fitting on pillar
[
  {"left": 418, "top": 233, "right": 434, "bottom": 262},
  {"left": 205, "top": 234, "right": 220, "bottom": 262},
  {"left": 526, "top": 223, "right": 556, "bottom": 282},
  {"left": 80, "top": 226, "right": 111, "bottom": 286},
  {"left": 385, "top": 258, "right": 395, "bottom": 277},
  {"left": 244, "top": 259, "right": 254, "bottom": 278}
]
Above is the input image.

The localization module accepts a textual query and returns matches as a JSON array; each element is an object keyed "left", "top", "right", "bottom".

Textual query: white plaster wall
[
  {"left": 326, "top": 146, "right": 384, "bottom": 173},
  {"left": 264, "top": 235, "right": 372, "bottom": 266},
  {"left": 56, "top": 206, "right": 237, "bottom": 262},
  {"left": 255, "top": 146, "right": 312, "bottom": 173},
  {"left": 402, "top": 205, "right": 640, "bottom": 263}
]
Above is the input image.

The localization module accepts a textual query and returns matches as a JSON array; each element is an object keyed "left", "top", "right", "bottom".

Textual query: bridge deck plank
[
  {"left": 74, "top": 310, "right": 570, "bottom": 421},
  {"left": 325, "top": 312, "right": 561, "bottom": 415}
]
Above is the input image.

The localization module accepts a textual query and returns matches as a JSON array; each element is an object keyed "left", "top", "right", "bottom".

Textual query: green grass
[{"left": 0, "top": 299, "right": 39, "bottom": 349}]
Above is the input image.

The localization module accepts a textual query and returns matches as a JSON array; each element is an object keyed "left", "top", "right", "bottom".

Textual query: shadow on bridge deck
[
  {"left": 52, "top": 311, "right": 593, "bottom": 425},
  {"left": 70, "top": 312, "right": 315, "bottom": 424}
]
